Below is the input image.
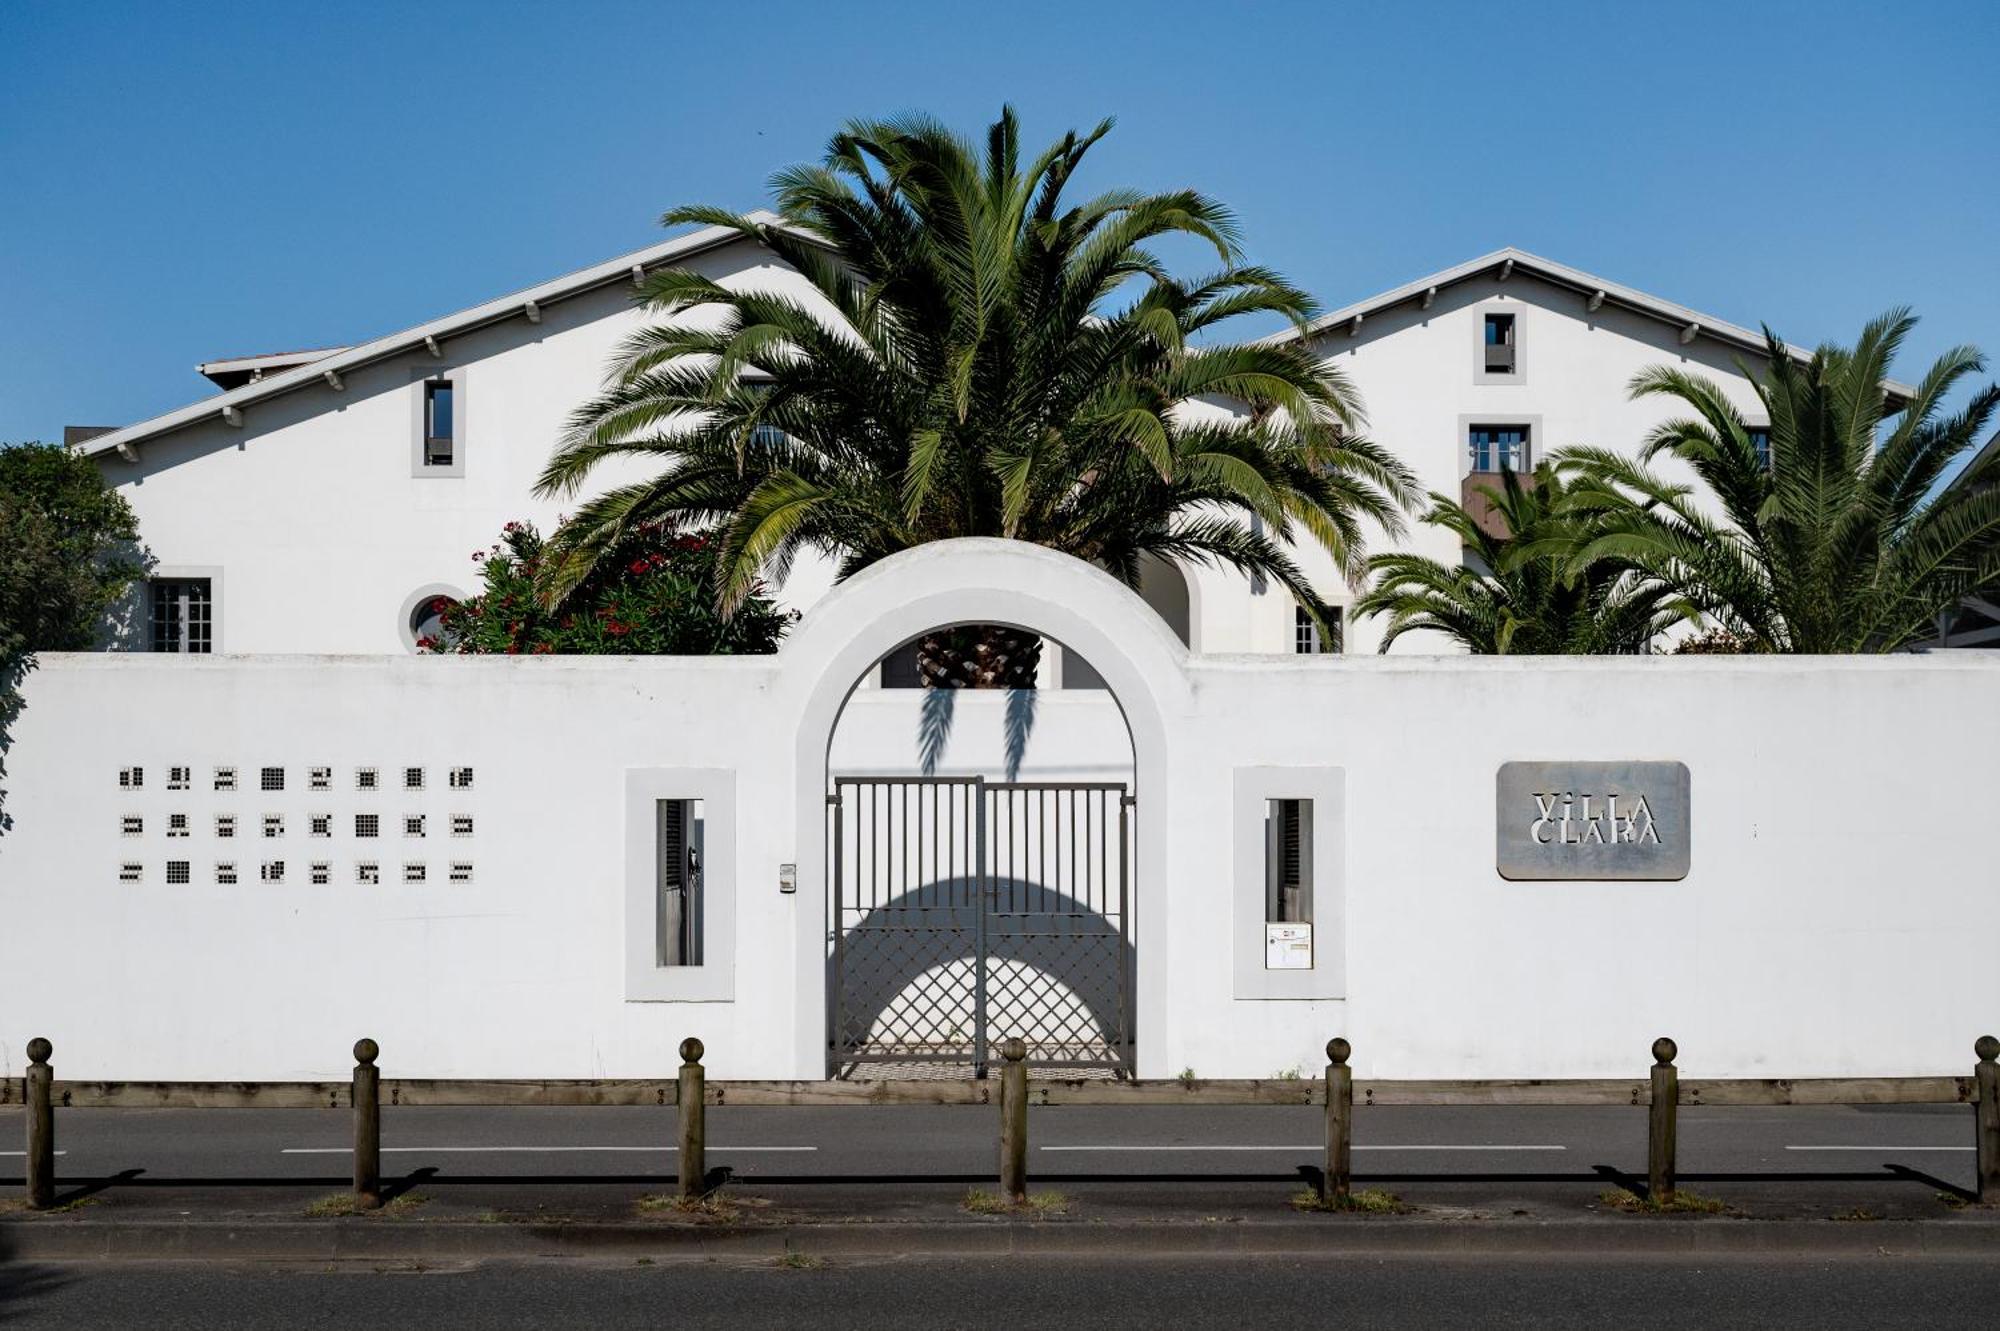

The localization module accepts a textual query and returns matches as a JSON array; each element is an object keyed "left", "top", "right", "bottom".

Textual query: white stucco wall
[
  {"left": 95, "top": 252, "right": 1782, "bottom": 663},
  {"left": 4, "top": 542, "right": 1993, "bottom": 1086},
  {"left": 1192, "top": 271, "right": 1776, "bottom": 657}
]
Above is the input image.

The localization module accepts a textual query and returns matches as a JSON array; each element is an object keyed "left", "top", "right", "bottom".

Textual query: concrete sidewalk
[{"left": 6, "top": 1173, "right": 1998, "bottom": 1263}]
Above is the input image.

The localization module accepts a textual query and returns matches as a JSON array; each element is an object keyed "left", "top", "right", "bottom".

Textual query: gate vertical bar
[
  {"left": 973, "top": 777, "right": 989, "bottom": 1078},
  {"left": 829, "top": 786, "right": 843, "bottom": 1074},
  {"left": 1120, "top": 791, "right": 1133, "bottom": 1071}
]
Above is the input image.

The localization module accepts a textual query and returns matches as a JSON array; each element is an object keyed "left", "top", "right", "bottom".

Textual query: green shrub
[{"left": 425, "top": 520, "right": 790, "bottom": 656}]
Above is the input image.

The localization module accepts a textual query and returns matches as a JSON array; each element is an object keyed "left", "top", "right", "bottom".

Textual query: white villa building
[
  {"left": 66, "top": 222, "right": 1842, "bottom": 668},
  {"left": 8, "top": 220, "right": 1995, "bottom": 1088}
]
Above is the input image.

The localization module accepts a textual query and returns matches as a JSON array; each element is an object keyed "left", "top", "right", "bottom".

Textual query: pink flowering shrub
[{"left": 423, "top": 520, "right": 791, "bottom": 656}]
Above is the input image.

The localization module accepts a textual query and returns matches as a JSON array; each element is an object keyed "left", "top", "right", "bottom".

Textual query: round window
[{"left": 408, "top": 594, "right": 458, "bottom": 650}]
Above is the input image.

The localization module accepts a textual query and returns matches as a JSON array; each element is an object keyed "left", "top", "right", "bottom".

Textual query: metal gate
[{"left": 830, "top": 777, "right": 1133, "bottom": 1077}]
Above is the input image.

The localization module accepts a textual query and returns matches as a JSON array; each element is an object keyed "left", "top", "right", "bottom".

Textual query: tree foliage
[
  {"left": 0, "top": 440, "right": 146, "bottom": 833},
  {"left": 534, "top": 107, "right": 1418, "bottom": 642},
  {"left": 1355, "top": 463, "right": 1688, "bottom": 653},
  {"left": 1559, "top": 311, "right": 2000, "bottom": 652},
  {"left": 0, "top": 441, "right": 144, "bottom": 655},
  {"left": 423, "top": 520, "right": 790, "bottom": 656}
]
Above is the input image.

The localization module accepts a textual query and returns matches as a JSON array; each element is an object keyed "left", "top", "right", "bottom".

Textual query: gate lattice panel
[{"left": 831, "top": 777, "right": 1132, "bottom": 1076}]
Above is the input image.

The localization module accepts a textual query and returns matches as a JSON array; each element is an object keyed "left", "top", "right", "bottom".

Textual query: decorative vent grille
[
  {"left": 309, "top": 766, "right": 332, "bottom": 791},
  {"left": 167, "top": 813, "right": 189, "bottom": 838},
  {"left": 261, "top": 861, "right": 285, "bottom": 885},
  {"left": 167, "top": 766, "right": 191, "bottom": 791},
  {"left": 119, "top": 862, "right": 143, "bottom": 885},
  {"left": 403, "top": 862, "right": 426, "bottom": 884},
  {"left": 449, "top": 861, "right": 473, "bottom": 885},
  {"left": 451, "top": 814, "right": 474, "bottom": 838},
  {"left": 404, "top": 766, "right": 425, "bottom": 791},
  {"left": 121, "top": 815, "right": 143, "bottom": 837},
  {"left": 263, "top": 814, "right": 285, "bottom": 838},
  {"left": 448, "top": 767, "right": 474, "bottom": 790},
  {"left": 356, "top": 861, "right": 380, "bottom": 885},
  {"left": 214, "top": 767, "right": 237, "bottom": 792},
  {"left": 216, "top": 814, "right": 236, "bottom": 839},
  {"left": 119, "top": 766, "right": 144, "bottom": 789},
  {"left": 215, "top": 862, "right": 237, "bottom": 885},
  {"left": 356, "top": 767, "right": 379, "bottom": 791},
  {"left": 166, "top": 860, "right": 190, "bottom": 885},
  {"left": 355, "top": 814, "right": 380, "bottom": 838},
  {"left": 310, "top": 861, "right": 330, "bottom": 885},
  {"left": 310, "top": 814, "right": 331, "bottom": 838},
  {"left": 260, "top": 767, "right": 284, "bottom": 792},
  {"left": 404, "top": 814, "right": 426, "bottom": 838}
]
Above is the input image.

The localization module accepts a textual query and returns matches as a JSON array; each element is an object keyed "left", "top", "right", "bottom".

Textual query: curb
[{"left": 6, "top": 1216, "right": 2000, "bottom": 1262}]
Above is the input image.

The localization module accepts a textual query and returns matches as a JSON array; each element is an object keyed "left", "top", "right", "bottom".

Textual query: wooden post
[
  {"left": 1321, "top": 1037, "right": 1352, "bottom": 1204},
  {"left": 1648, "top": 1036, "right": 1678, "bottom": 1202},
  {"left": 999, "top": 1037, "right": 1028, "bottom": 1202},
  {"left": 24, "top": 1038, "right": 53, "bottom": 1210},
  {"left": 678, "top": 1038, "right": 706, "bottom": 1200},
  {"left": 352, "top": 1038, "right": 381, "bottom": 1208},
  {"left": 1975, "top": 1035, "right": 2000, "bottom": 1205}
]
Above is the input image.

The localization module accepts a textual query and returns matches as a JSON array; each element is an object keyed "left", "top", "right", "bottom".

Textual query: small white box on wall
[{"left": 1265, "top": 922, "right": 1313, "bottom": 970}]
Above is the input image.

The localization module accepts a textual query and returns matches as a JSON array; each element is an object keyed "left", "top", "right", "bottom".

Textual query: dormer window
[{"left": 423, "top": 379, "right": 455, "bottom": 467}]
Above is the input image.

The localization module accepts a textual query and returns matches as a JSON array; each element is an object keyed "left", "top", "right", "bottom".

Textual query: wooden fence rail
[{"left": 12, "top": 1035, "right": 2000, "bottom": 1211}]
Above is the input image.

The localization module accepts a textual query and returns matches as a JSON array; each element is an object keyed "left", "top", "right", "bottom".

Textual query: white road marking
[
  {"left": 0, "top": 1150, "right": 66, "bottom": 1157},
  {"left": 280, "top": 1145, "right": 815, "bottom": 1155},
  {"left": 1038, "top": 1144, "right": 1566, "bottom": 1153},
  {"left": 1784, "top": 1145, "right": 1972, "bottom": 1153}
]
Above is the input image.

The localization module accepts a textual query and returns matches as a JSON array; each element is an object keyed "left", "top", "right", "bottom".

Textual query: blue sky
[{"left": 2, "top": 0, "right": 1995, "bottom": 452}]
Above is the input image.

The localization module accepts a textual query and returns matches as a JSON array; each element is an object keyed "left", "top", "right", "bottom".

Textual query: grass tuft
[
  {"left": 1831, "top": 1206, "right": 1881, "bottom": 1222},
  {"left": 962, "top": 1188, "right": 1070, "bottom": 1217},
  {"left": 304, "top": 1191, "right": 427, "bottom": 1219},
  {"left": 636, "top": 1192, "right": 748, "bottom": 1223},
  {"left": 775, "top": 1249, "right": 827, "bottom": 1270},
  {"left": 1598, "top": 1187, "right": 1729, "bottom": 1215},
  {"left": 1291, "top": 1187, "right": 1404, "bottom": 1214}
]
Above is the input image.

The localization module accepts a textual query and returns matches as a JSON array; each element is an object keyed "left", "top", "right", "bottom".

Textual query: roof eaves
[
  {"left": 77, "top": 211, "right": 788, "bottom": 460},
  {"left": 1266, "top": 247, "right": 1915, "bottom": 401}
]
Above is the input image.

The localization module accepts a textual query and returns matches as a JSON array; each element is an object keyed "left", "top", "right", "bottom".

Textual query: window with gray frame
[
  {"left": 150, "top": 578, "right": 213, "bottom": 653},
  {"left": 656, "top": 798, "right": 705, "bottom": 967},
  {"left": 1294, "top": 605, "right": 1344, "bottom": 655},
  {"left": 1468, "top": 424, "right": 1531, "bottom": 473},
  {"left": 422, "top": 378, "right": 456, "bottom": 467},
  {"left": 1483, "top": 312, "right": 1517, "bottom": 373}
]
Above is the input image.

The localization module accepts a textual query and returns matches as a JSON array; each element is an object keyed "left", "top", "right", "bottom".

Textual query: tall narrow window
[
  {"left": 1747, "top": 428, "right": 1772, "bottom": 471},
  {"left": 1294, "top": 605, "right": 1344, "bottom": 655},
  {"left": 1483, "top": 312, "right": 1517, "bottom": 373},
  {"left": 1264, "top": 798, "right": 1314, "bottom": 969},
  {"left": 1468, "top": 425, "right": 1531, "bottom": 473},
  {"left": 150, "top": 578, "right": 213, "bottom": 653},
  {"left": 657, "top": 798, "right": 705, "bottom": 967},
  {"left": 423, "top": 379, "right": 455, "bottom": 467}
]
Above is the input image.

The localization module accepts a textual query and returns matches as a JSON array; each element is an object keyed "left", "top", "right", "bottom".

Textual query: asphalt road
[
  {"left": 5, "top": 1251, "right": 2000, "bottom": 1329},
  {"left": 0, "top": 1101, "right": 1980, "bottom": 1218}
]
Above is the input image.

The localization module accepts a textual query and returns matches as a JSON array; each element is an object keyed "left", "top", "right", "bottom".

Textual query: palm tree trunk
[{"left": 915, "top": 625, "right": 1043, "bottom": 689}]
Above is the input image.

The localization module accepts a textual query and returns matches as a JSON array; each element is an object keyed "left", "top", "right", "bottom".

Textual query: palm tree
[
  {"left": 1559, "top": 310, "right": 2000, "bottom": 653},
  {"left": 535, "top": 108, "right": 1417, "bottom": 686},
  {"left": 1354, "top": 463, "right": 1688, "bottom": 654}
]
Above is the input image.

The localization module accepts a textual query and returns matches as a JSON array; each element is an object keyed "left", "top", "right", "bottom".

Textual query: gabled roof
[
  {"left": 1264, "top": 246, "right": 1915, "bottom": 401},
  {"left": 73, "top": 211, "right": 782, "bottom": 460}
]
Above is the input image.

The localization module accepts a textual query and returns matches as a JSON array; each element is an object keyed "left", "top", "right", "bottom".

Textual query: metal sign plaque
[{"left": 1496, "top": 761, "right": 1690, "bottom": 881}]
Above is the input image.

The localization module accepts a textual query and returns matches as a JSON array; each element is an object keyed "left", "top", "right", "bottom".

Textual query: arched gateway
[{"left": 778, "top": 540, "right": 1189, "bottom": 1078}]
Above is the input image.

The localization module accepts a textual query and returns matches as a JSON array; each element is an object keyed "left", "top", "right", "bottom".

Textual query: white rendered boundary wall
[{"left": 2, "top": 540, "right": 1995, "bottom": 1084}]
